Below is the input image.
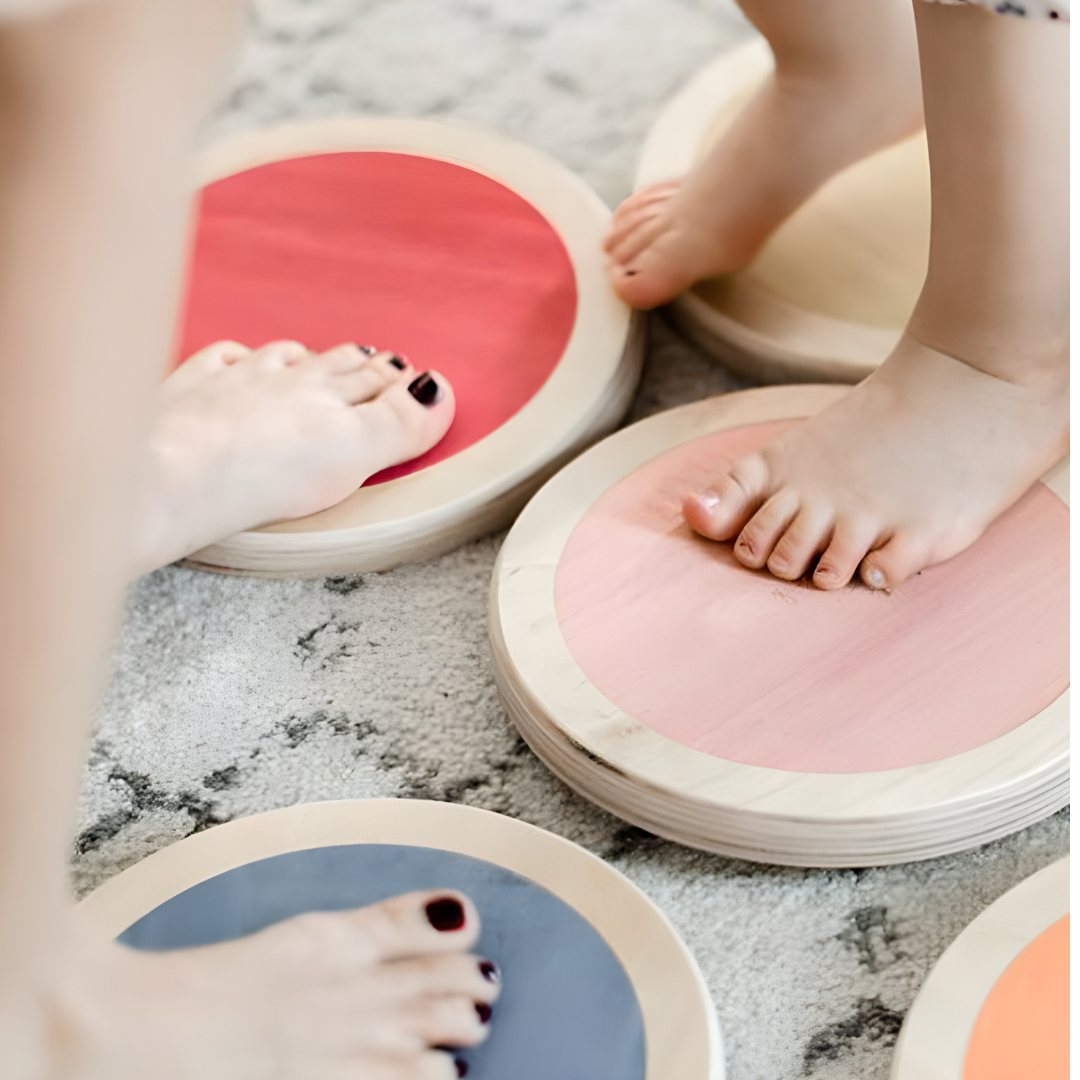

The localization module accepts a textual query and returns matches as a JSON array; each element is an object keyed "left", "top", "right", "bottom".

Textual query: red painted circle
[{"left": 174, "top": 152, "right": 578, "bottom": 484}]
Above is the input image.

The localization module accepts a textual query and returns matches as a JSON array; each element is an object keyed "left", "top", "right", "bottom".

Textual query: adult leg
[
  {"left": 604, "top": 0, "right": 924, "bottom": 308},
  {"left": 684, "top": 1, "right": 1068, "bottom": 591},
  {"left": 0, "top": 4, "right": 490, "bottom": 1078}
]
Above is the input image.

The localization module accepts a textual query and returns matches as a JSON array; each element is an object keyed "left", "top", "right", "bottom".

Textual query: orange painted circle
[
  {"left": 962, "top": 915, "right": 1069, "bottom": 1080},
  {"left": 554, "top": 420, "right": 1069, "bottom": 773}
]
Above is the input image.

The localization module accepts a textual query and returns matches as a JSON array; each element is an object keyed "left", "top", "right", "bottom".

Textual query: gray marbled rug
[{"left": 76, "top": 4, "right": 1069, "bottom": 1079}]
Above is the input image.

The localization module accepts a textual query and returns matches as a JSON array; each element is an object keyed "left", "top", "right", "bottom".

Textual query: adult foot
[
  {"left": 604, "top": 0, "right": 923, "bottom": 309},
  {"left": 682, "top": 334, "right": 1069, "bottom": 591},
  {"left": 39, "top": 890, "right": 497, "bottom": 1080},
  {"left": 133, "top": 340, "right": 455, "bottom": 573}
]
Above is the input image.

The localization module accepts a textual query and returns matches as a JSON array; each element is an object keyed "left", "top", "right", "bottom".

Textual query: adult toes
[
  {"left": 683, "top": 453, "right": 772, "bottom": 543},
  {"left": 342, "top": 890, "right": 480, "bottom": 965},
  {"left": 166, "top": 340, "right": 250, "bottom": 388},
  {"left": 765, "top": 504, "right": 834, "bottom": 581},
  {"left": 357, "top": 370, "right": 456, "bottom": 469},
  {"left": 252, "top": 339, "right": 311, "bottom": 370},
  {"left": 859, "top": 533, "right": 933, "bottom": 592},
  {"left": 405, "top": 995, "right": 489, "bottom": 1050},
  {"left": 332, "top": 350, "right": 413, "bottom": 405},
  {"left": 735, "top": 488, "right": 800, "bottom": 570},
  {"left": 381, "top": 953, "right": 500, "bottom": 1007},
  {"left": 812, "top": 518, "right": 883, "bottom": 591}
]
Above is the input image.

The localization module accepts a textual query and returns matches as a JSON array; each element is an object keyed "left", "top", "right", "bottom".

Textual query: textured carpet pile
[{"left": 77, "top": 4, "right": 1068, "bottom": 1078}]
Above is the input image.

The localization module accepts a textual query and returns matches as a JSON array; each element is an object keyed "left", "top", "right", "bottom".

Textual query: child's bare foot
[
  {"left": 683, "top": 334, "right": 1069, "bottom": 592},
  {"left": 604, "top": 0, "right": 923, "bottom": 309},
  {"left": 133, "top": 340, "right": 455, "bottom": 574},
  {"left": 39, "top": 890, "right": 497, "bottom": 1080}
]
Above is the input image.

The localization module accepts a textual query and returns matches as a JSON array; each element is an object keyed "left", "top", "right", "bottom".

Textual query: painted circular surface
[
  {"left": 962, "top": 915, "right": 1069, "bottom": 1080},
  {"left": 175, "top": 152, "right": 578, "bottom": 485},
  {"left": 119, "top": 843, "right": 645, "bottom": 1080},
  {"left": 553, "top": 420, "right": 1069, "bottom": 774}
]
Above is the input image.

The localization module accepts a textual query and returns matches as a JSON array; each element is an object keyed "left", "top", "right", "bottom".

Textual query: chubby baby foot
[
  {"left": 43, "top": 890, "right": 498, "bottom": 1080},
  {"left": 604, "top": 0, "right": 923, "bottom": 310},
  {"left": 133, "top": 339, "right": 454, "bottom": 574},
  {"left": 683, "top": 335, "right": 1069, "bottom": 591}
]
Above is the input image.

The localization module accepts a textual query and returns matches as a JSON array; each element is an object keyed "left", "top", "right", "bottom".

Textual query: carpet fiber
[{"left": 76, "top": 4, "right": 1069, "bottom": 1078}]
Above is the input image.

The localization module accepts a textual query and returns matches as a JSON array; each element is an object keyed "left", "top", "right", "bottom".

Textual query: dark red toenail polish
[
  {"left": 408, "top": 371, "right": 442, "bottom": 407},
  {"left": 478, "top": 960, "right": 500, "bottom": 983},
  {"left": 475, "top": 1001, "right": 492, "bottom": 1024},
  {"left": 388, "top": 354, "right": 406, "bottom": 370},
  {"left": 455, "top": 1059, "right": 468, "bottom": 1077},
  {"left": 359, "top": 344, "right": 378, "bottom": 356},
  {"left": 425, "top": 897, "right": 465, "bottom": 931}
]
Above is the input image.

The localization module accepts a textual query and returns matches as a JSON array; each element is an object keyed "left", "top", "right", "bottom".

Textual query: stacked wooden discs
[
  {"left": 891, "top": 857, "right": 1069, "bottom": 1080},
  {"left": 177, "top": 117, "right": 644, "bottom": 578},
  {"left": 76, "top": 800, "right": 723, "bottom": 1080},
  {"left": 636, "top": 39, "right": 931, "bottom": 384},
  {"left": 489, "top": 385, "right": 1069, "bottom": 867}
]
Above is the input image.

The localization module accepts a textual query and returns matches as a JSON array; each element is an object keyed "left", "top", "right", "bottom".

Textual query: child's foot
[
  {"left": 133, "top": 340, "right": 455, "bottom": 574},
  {"left": 40, "top": 891, "right": 497, "bottom": 1080},
  {"left": 604, "top": 5, "right": 923, "bottom": 309},
  {"left": 682, "top": 334, "right": 1069, "bottom": 591}
]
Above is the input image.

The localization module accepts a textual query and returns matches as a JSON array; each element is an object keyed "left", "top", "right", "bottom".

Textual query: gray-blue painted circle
[{"left": 119, "top": 843, "right": 646, "bottom": 1080}]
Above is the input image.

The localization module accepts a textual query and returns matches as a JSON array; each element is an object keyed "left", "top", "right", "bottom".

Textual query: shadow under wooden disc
[{"left": 635, "top": 39, "right": 930, "bottom": 384}]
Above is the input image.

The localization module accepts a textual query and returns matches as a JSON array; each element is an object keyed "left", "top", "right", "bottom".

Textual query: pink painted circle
[{"left": 553, "top": 420, "right": 1069, "bottom": 774}]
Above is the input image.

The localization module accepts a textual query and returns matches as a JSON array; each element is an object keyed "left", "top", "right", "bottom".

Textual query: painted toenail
[
  {"left": 455, "top": 1059, "right": 468, "bottom": 1077},
  {"left": 425, "top": 897, "right": 465, "bottom": 931},
  {"left": 478, "top": 960, "right": 500, "bottom": 983},
  {"left": 388, "top": 354, "right": 406, "bottom": 370},
  {"left": 865, "top": 567, "right": 886, "bottom": 590},
  {"left": 358, "top": 345, "right": 378, "bottom": 356},
  {"left": 408, "top": 372, "right": 443, "bottom": 407},
  {"left": 476, "top": 1002, "right": 492, "bottom": 1024}
]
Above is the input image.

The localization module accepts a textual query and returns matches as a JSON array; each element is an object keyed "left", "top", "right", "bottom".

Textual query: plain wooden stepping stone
[
  {"left": 177, "top": 117, "right": 644, "bottom": 578},
  {"left": 890, "top": 856, "right": 1068, "bottom": 1080},
  {"left": 636, "top": 39, "right": 930, "bottom": 385},
  {"left": 76, "top": 800, "right": 723, "bottom": 1080},
  {"left": 489, "top": 384, "right": 1069, "bottom": 867}
]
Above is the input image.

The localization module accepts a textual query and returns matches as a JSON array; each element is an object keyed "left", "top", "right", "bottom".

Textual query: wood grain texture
[
  {"left": 180, "top": 118, "right": 643, "bottom": 577},
  {"left": 635, "top": 40, "right": 930, "bottom": 384},
  {"left": 554, "top": 422, "right": 1068, "bottom": 774},
  {"left": 489, "top": 385, "right": 1069, "bottom": 866},
  {"left": 75, "top": 800, "right": 723, "bottom": 1080},
  {"left": 890, "top": 857, "right": 1069, "bottom": 1080}
]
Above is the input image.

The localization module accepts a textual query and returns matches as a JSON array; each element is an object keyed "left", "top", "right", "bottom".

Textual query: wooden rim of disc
[
  {"left": 182, "top": 117, "right": 644, "bottom": 579},
  {"left": 75, "top": 799, "right": 723, "bottom": 1080},
  {"left": 488, "top": 384, "right": 1069, "bottom": 867},
  {"left": 889, "top": 856, "right": 1069, "bottom": 1080},
  {"left": 635, "top": 39, "right": 930, "bottom": 385}
]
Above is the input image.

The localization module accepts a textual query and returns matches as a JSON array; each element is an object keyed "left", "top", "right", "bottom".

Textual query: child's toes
[
  {"left": 734, "top": 489, "right": 800, "bottom": 570},
  {"left": 859, "top": 533, "right": 932, "bottom": 592},
  {"left": 765, "top": 504, "right": 833, "bottom": 581},
  {"left": 683, "top": 453, "right": 772, "bottom": 542},
  {"left": 812, "top": 518, "right": 882, "bottom": 590}
]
